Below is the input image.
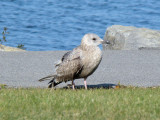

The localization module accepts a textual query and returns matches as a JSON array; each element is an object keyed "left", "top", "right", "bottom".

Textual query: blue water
[{"left": 0, "top": 0, "right": 160, "bottom": 51}]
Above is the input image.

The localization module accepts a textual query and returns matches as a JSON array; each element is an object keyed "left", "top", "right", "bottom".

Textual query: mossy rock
[{"left": 0, "top": 44, "right": 25, "bottom": 51}]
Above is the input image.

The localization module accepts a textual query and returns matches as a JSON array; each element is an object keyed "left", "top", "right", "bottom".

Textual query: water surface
[{"left": 0, "top": 0, "right": 160, "bottom": 51}]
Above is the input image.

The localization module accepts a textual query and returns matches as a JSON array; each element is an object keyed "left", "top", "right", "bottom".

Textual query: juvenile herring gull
[{"left": 39, "top": 33, "right": 110, "bottom": 89}]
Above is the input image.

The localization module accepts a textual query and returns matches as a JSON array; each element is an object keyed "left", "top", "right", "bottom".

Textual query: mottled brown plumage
[{"left": 39, "top": 33, "right": 109, "bottom": 89}]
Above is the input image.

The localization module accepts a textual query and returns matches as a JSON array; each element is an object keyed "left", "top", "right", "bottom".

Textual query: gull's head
[{"left": 81, "top": 33, "right": 107, "bottom": 47}]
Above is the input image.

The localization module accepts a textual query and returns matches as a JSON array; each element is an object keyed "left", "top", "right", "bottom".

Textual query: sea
[{"left": 0, "top": 0, "right": 160, "bottom": 51}]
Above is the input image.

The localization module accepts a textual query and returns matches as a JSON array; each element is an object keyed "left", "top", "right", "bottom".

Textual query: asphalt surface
[{"left": 0, "top": 50, "right": 160, "bottom": 88}]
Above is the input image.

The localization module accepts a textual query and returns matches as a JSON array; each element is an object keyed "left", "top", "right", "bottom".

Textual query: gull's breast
[{"left": 79, "top": 47, "right": 102, "bottom": 78}]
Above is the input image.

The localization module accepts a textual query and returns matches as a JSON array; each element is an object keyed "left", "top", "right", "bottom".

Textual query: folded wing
[{"left": 55, "top": 46, "right": 83, "bottom": 82}]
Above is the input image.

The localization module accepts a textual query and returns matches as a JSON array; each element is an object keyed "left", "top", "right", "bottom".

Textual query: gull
[{"left": 39, "top": 33, "right": 110, "bottom": 89}]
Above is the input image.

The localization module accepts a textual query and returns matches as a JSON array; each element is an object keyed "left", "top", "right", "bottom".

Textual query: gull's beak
[
  {"left": 99, "top": 38, "right": 110, "bottom": 45},
  {"left": 99, "top": 39, "right": 104, "bottom": 44}
]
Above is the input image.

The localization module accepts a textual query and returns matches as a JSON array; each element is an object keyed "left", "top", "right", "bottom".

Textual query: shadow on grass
[{"left": 62, "top": 83, "right": 118, "bottom": 89}]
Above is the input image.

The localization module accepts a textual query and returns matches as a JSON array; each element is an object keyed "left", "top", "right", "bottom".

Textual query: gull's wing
[
  {"left": 54, "top": 46, "right": 81, "bottom": 67},
  {"left": 55, "top": 46, "right": 84, "bottom": 82}
]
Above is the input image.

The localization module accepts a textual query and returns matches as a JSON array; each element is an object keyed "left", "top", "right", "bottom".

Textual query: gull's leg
[
  {"left": 72, "top": 80, "right": 75, "bottom": 90},
  {"left": 84, "top": 77, "right": 87, "bottom": 90}
]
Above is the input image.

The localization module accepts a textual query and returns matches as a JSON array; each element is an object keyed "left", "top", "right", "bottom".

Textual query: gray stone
[{"left": 103, "top": 25, "right": 160, "bottom": 50}]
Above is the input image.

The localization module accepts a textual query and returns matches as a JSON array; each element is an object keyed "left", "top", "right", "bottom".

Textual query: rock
[
  {"left": 103, "top": 25, "right": 160, "bottom": 50},
  {"left": 0, "top": 44, "right": 25, "bottom": 51}
]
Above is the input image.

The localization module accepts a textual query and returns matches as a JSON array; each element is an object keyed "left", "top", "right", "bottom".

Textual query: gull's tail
[
  {"left": 39, "top": 75, "right": 61, "bottom": 88},
  {"left": 39, "top": 75, "right": 56, "bottom": 82}
]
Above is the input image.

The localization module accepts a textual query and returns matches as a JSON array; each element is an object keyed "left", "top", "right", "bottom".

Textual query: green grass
[{"left": 0, "top": 87, "right": 160, "bottom": 120}]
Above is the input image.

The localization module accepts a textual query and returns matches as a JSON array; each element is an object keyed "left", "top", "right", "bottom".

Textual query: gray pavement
[{"left": 0, "top": 50, "right": 160, "bottom": 88}]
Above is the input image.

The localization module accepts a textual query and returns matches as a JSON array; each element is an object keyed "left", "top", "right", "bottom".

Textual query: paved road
[{"left": 0, "top": 50, "right": 160, "bottom": 88}]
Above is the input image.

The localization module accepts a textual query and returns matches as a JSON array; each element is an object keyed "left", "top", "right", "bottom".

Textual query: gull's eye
[{"left": 92, "top": 38, "right": 96, "bottom": 41}]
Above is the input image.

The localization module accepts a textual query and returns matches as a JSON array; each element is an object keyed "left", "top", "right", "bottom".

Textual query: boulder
[
  {"left": 103, "top": 25, "right": 160, "bottom": 50},
  {"left": 0, "top": 44, "right": 25, "bottom": 51}
]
